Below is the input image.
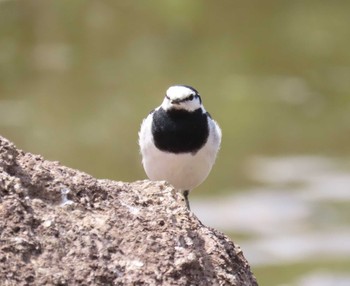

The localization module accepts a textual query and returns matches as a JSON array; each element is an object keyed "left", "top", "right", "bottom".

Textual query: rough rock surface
[{"left": 0, "top": 135, "right": 258, "bottom": 286}]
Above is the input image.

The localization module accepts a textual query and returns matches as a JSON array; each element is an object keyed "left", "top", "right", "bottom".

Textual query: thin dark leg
[{"left": 183, "top": 190, "right": 190, "bottom": 210}]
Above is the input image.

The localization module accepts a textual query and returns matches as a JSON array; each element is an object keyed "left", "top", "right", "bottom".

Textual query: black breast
[{"left": 151, "top": 108, "right": 209, "bottom": 154}]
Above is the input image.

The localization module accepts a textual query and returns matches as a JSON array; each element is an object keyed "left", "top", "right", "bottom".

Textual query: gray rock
[{"left": 0, "top": 135, "right": 258, "bottom": 285}]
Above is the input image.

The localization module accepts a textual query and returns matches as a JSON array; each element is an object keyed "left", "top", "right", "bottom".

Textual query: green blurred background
[{"left": 1, "top": 1, "right": 350, "bottom": 285}]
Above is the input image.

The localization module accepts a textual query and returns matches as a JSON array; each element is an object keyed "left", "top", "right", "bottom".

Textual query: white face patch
[
  {"left": 166, "top": 86, "right": 196, "bottom": 101},
  {"left": 162, "top": 85, "right": 202, "bottom": 112}
]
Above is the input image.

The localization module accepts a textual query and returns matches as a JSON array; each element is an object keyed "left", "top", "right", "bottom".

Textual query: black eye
[{"left": 188, "top": 95, "right": 194, "bottom": 101}]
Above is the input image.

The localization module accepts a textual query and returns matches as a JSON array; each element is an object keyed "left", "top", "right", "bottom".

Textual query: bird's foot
[{"left": 183, "top": 190, "right": 190, "bottom": 210}]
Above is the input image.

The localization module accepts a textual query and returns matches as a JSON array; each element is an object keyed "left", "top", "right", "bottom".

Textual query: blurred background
[{"left": 1, "top": 1, "right": 350, "bottom": 285}]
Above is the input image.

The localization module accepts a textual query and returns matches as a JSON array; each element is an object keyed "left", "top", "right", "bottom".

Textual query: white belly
[
  {"left": 142, "top": 144, "right": 214, "bottom": 191},
  {"left": 139, "top": 112, "right": 221, "bottom": 191}
]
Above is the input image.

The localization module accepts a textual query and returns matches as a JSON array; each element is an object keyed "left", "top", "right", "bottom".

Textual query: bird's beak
[
  {"left": 165, "top": 95, "right": 182, "bottom": 105},
  {"left": 171, "top": 99, "right": 181, "bottom": 105}
]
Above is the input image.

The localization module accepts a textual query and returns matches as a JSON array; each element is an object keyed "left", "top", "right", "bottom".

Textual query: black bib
[{"left": 152, "top": 108, "right": 209, "bottom": 154}]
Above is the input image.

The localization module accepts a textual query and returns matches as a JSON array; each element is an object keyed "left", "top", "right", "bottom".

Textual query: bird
[{"left": 138, "top": 85, "right": 222, "bottom": 209}]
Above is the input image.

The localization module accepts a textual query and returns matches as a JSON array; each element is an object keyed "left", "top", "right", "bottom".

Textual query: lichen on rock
[{"left": 0, "top": 135, "right": 258, "bottom": 285}]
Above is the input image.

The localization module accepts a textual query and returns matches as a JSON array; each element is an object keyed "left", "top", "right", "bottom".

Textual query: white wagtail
[{"left": 139, "top": 85, "right": 222, "bottom": 209}]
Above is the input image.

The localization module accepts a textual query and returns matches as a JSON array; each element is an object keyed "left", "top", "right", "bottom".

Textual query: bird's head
[{"left": 161, "top": 85, "right": 203, "bottom": 112}]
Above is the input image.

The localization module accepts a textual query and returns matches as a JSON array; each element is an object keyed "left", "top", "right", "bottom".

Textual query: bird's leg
[{"left": 183, "top": 190, "right": 190, "bottom": 210}]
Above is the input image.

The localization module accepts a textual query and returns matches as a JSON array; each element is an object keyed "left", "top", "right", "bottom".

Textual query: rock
[{"left": 0, "top": 135, "right": 258, "bottom": 286}]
